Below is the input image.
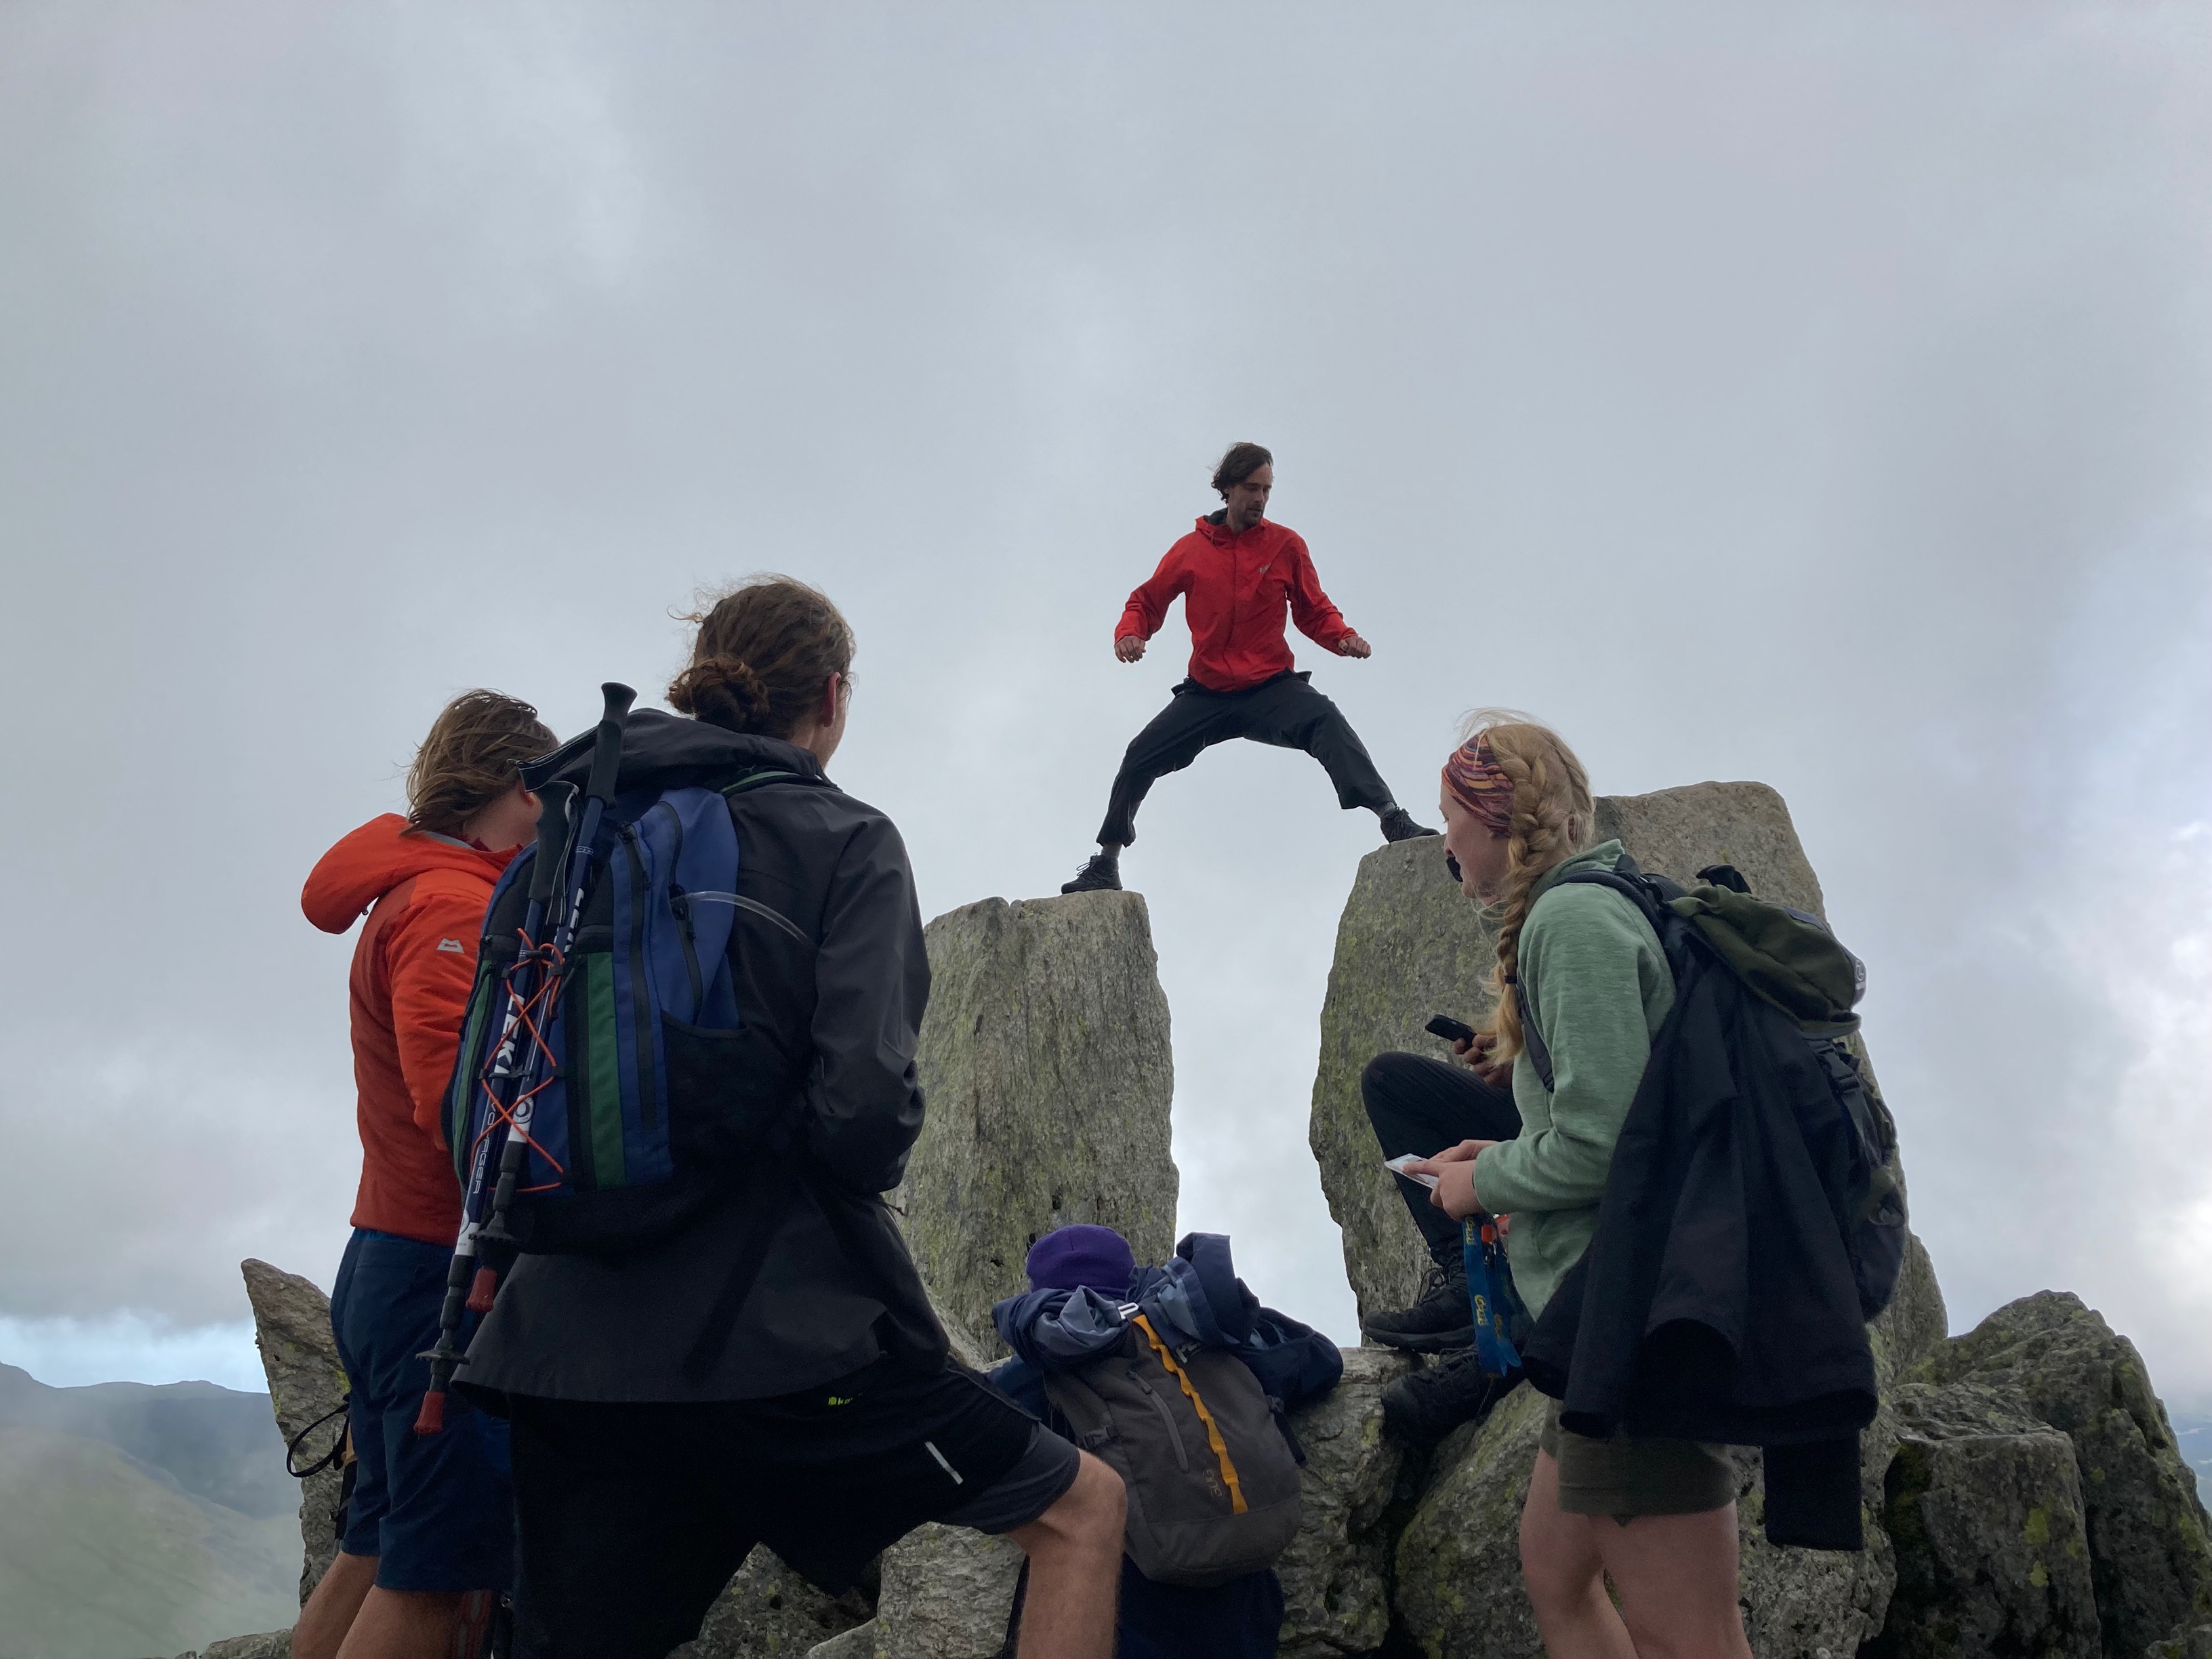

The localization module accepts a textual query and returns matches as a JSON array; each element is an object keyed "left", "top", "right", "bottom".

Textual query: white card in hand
[{"left": 1384, "top": 1153, "right": 1439, "bottom": 1190}]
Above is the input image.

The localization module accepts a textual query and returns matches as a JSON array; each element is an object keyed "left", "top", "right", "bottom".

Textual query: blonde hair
[{"left": 1465, "top": 710, "right": 1595, "bottom": 1062}]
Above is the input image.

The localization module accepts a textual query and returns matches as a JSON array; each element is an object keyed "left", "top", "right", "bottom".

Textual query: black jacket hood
[{"left": 521, "top": 708, "right": 825, "bottom": 797}]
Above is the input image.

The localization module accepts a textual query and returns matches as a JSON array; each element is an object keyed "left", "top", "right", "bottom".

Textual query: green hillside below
[{"left": 0, "top": 1425, "right": 298, "bottom": 1659}]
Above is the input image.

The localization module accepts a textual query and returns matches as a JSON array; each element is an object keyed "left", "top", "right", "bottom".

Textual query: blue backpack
[{"left": 441, "top": 776, "right": 799, "bottom": 1246}]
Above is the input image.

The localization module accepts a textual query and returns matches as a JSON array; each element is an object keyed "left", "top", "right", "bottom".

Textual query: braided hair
[{"left": 1471, "top": 716, "right": 1595, "bottom": 1063}]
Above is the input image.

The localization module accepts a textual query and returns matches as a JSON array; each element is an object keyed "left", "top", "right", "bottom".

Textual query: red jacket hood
[{"left": 302, "top": 814, "right": 516, "bottom": 934}]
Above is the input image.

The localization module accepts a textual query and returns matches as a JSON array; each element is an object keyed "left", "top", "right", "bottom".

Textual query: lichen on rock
[{"left": 899, "top": 890, "right": 1178, "bottom": 1362}]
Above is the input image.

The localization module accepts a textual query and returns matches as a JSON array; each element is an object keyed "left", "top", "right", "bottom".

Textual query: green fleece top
[{"left": 1470, "top": 841, "right": 1675, "bottom": 1318}]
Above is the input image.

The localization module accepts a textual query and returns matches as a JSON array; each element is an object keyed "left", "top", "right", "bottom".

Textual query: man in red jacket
[{"left": 1063, "top": 443, "right": 1435, "bottom": 893}]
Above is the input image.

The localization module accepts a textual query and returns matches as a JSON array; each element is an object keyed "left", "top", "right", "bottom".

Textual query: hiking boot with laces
[
  {"left": 1360, "top": 1256, "right": 1474, "bottom": 1353},
  {"left": 1381, "top": 1349, "right": 1522, "bottom": 1445},
  {"left": 1379, "top": 807, "right": 1440, "bottom": 843},
  {"left": 1061, "top": 851, "right": 1124, "bottom": 894}
]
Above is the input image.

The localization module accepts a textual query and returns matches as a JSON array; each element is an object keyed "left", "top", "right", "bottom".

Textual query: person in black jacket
[{"left": 459, "top": 577, "right": 1126, "bottom": 1659}]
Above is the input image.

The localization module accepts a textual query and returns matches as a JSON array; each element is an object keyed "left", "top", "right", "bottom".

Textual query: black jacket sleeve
[{"left": 803, "top": 813, "right": 930, "bottom": 1192}]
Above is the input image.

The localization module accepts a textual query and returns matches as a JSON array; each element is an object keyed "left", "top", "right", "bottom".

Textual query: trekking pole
[
  {"left": 452, "top": 682, "right": 634, "bottom": 1271},
  {"left": 413, "top": 683, "right": 635, "bottom": 1433},
  {"left": 413, "top": 779, "right": 573, "bottom": 1434}
]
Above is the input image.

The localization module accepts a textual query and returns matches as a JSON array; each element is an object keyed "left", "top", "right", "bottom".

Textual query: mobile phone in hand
[{"left": 1425, "top": 1014, "right": 1477, "bottom": 1046}]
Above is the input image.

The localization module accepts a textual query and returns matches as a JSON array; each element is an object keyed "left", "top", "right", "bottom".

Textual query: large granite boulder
[
  {"left": 808, "top": 1523, "right": 1025, "bottom": 1659},
  {"left": 1310, "top": 780, "right": 1874, "bottom": 1325},
  {"left": 1276, "top": 1348, "right": 1416, "bottom": 1658},
  {"left": 241, "top": 1259, "right": 348, "bottom": 1603},
  {"left": 670, "top": 1547, "right": 872, "bottom": 1658},
  {"left": 1862, "top": 1382, "right": 2100, "bottom": 1659},
  {"left": 1906, "top": 1291, "right": 2212, "bottom": 1658},
  {"left": 1391, "top": 1380, "right": 1551, "bottom": 1659},
  {"left": 899, "top": 891, "right": 1178, "bottom": 1361}
]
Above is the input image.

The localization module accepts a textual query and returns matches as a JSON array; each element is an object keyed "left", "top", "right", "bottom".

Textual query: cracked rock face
[
  {"left": 1905, "top": 1291, "right": 2212, "bottom": 1658},
  {"left": 240, "top": 1259, "right": 348, "bottom": 1605},
  {"left": 899, "top": 891, "right": 1179, "bottom": 1362},
  {"left": 1862, "top": 1382, "right": 2099, "bottom": 1659},
  {"left": 1275, "top": 1347, "right": 1416, "bottom": 1659}
]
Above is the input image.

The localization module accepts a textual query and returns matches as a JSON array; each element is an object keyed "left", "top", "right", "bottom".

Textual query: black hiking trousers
[
  {"left": 1096, "top": 670, "right": 1395, "bottom": 847},
  {"left": 1362, "top": 1051, "right": 1523, "bottom": 1263}
]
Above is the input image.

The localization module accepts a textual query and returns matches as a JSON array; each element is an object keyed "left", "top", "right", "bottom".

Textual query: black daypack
[
  {"left": 1042, "top": 1314, "right": 1305, "bottom": 1587},
  {"left": 1520, "top": 859, "right": 1906, "bottom": 1320}
]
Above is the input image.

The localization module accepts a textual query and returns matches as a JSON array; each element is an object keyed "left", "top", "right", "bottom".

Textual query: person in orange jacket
[
  {"left": 1063, "top": 443, "right": 1435, "bottom": 894},
  {"left": 294, "top": 690, "right": 554, "bottom": 1659}
]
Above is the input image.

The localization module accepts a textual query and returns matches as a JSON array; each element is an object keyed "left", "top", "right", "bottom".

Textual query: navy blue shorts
[{"left": 331, "top": 1228, "right": 515, "bottom": 1592}]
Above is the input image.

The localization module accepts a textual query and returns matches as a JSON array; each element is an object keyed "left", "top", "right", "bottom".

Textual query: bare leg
[
  {"left": 335, "top": 1587, "right": 470, "bottom": 1659},
  {"left": 1005, "top": 1451, "right": 1126, "bottom": 1659},
  {"left": 295, "top": 1552, "right": 379, "bottom": 1659},
  {"left": 1593, "top": 1502, "right": 1753, "bottom": 1659},
  {"left": 1519, "top": 1452, "right": 1637, "bottom": 1659}
]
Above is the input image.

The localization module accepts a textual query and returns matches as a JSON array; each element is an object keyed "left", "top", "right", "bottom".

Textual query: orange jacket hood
[{"left": 302, "top": 814, "right": 516, "bottom": 934}]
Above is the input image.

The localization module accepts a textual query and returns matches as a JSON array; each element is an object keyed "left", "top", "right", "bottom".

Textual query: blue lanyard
[{"left": 1463, "top": 1214, "right": 1523, "bottom": 1378}]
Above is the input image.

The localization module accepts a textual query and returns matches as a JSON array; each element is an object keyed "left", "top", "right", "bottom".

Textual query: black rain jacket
[
  {"left": 1521, "top": 876, "right": 1878, "bottom": 1547},
  {"left": 459, "top": 711, "right": 947, "bottom": 1404}
]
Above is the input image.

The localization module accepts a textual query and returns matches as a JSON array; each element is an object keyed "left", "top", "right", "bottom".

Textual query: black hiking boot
[
  {"left": 1360, "top": 1256, "right": 1475, "bottom": 1353},
  {"left": 1061, "top": 851, "right": 1123, "bottom": 894},
  {"left": 1381, "top": 1350, "right": 1522, "bottom": 1445},
  {"left": 1379, "top": 806, "right": 1439, "bottom": 842}
]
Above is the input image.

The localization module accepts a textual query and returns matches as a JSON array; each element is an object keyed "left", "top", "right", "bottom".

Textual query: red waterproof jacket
[
  {"left": 302, "top": 817, "right": 518, "bottom": 1246},
  {"left": 1115, "top": 515, "right": 1355, "bottom": 693}
]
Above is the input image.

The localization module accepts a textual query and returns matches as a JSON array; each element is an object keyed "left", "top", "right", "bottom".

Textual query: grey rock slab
[
  {"left": 1392, "top": 1378, "right": 1550, "bottom": 1659},
  {"left": 1308, "top": 834, "right": 1500, "bottom": 1327},
  {"left": 2152, "top": 1625, "right": 2212, "bottom": 1659},
  {"left": 670, "top": 1547, "right": 873, "bottom": 1659},
  {"left": 198, "top": 1633, "right": 292, "bottom": 1659},
  {"left": 1732, "top": 1409, "right": 1902, "bottom": 1659},
  {"left": 1275, "top": 1347, "right": 1415, "bottom": 1659},
  {"left": 899, "top": 891, "right": 1177, "bottom": 1362},
  {"left": 806, "top": 1623, "right": 878, "bottom": 1659},
  {"left": 1862, "top": 1380, "right": 2100, "bottom": 1659},
  {"left": 240, "top": 1259, "right": 347, "bottom": 1603},
  {"left": 1907, "top": 1291, "right": 2212, "bottom": 1657},
  {"left": 865, "top": 1522, "right": 1024, "bottom": 1658},
  {"left": 1870, "top": 1231, "right": 1949, "bottom": 1393}
]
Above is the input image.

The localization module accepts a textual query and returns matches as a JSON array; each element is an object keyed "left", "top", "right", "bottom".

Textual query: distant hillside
[
  {"left": 0, "top": 1363, "right": 298, "bottom": 1519},
  {"left": 0, "top": 1365, "right": 300, "bottom": 1658},
  {"left": 0, "top": 1425, "right": 297, "bottom": 1659}
]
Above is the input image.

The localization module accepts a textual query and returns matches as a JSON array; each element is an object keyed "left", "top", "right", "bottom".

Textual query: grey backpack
[{"left": 1042, "top": 1313, "right": 1303, "bottom": 1586}]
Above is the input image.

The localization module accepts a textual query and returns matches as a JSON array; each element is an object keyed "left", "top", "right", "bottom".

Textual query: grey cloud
[{"left": 1, "top": 2, "right": 2207, "bottom": 1393}]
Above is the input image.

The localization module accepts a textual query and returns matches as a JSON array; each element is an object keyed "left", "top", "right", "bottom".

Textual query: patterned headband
[{"left": 1441, "top": 731, "right": 1514, "bottom": 836}]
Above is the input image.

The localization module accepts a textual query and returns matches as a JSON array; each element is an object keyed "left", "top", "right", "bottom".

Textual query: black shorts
[{"left": 506, "top": 1360, "right": 1079, "bottom": 1659}]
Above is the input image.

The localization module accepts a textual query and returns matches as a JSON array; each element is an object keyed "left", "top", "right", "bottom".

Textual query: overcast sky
[{"left": 2, "top": 2, "right": 2207, "bottom": 1404}]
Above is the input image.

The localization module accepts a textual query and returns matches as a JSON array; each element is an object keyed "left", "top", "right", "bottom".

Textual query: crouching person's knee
[{"left": 1036, "top": 1450, "right": 1126, "bottom": 1555}]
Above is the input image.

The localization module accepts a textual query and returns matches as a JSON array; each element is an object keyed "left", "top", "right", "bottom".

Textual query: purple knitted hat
[{"left": 1025, "top": 1224, "right": 1136, "bottom": 1295}]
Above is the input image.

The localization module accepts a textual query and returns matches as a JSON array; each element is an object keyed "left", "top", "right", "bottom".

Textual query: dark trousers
[
  {"left": 1097, "top": 670, "right": 1395, "bottom": 846},
  {"left": 1361, "top": 1051, "right": 1523, "bottom": 1261}
]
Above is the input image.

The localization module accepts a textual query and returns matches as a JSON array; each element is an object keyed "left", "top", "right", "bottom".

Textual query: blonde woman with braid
[{"left": 1397, "top": 716, "right": 1752, "bottom": 1659}]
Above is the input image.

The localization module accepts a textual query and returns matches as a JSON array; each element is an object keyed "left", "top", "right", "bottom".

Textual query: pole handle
[
  {"left": 526, "top": 782, "right": 575, "bottom": 905},
  {"left": 583, "top": 683, "right": 636, "bottom": 805}
]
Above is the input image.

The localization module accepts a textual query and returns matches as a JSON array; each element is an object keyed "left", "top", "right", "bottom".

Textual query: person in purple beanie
[{"left": 989, "top": 1225, "right": 1288, "bottom": 1659}]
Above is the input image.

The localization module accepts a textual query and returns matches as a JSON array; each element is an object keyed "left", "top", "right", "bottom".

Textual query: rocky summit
[{"left": 216, "top": 780, "right": 2211, "bottom": 1658}]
